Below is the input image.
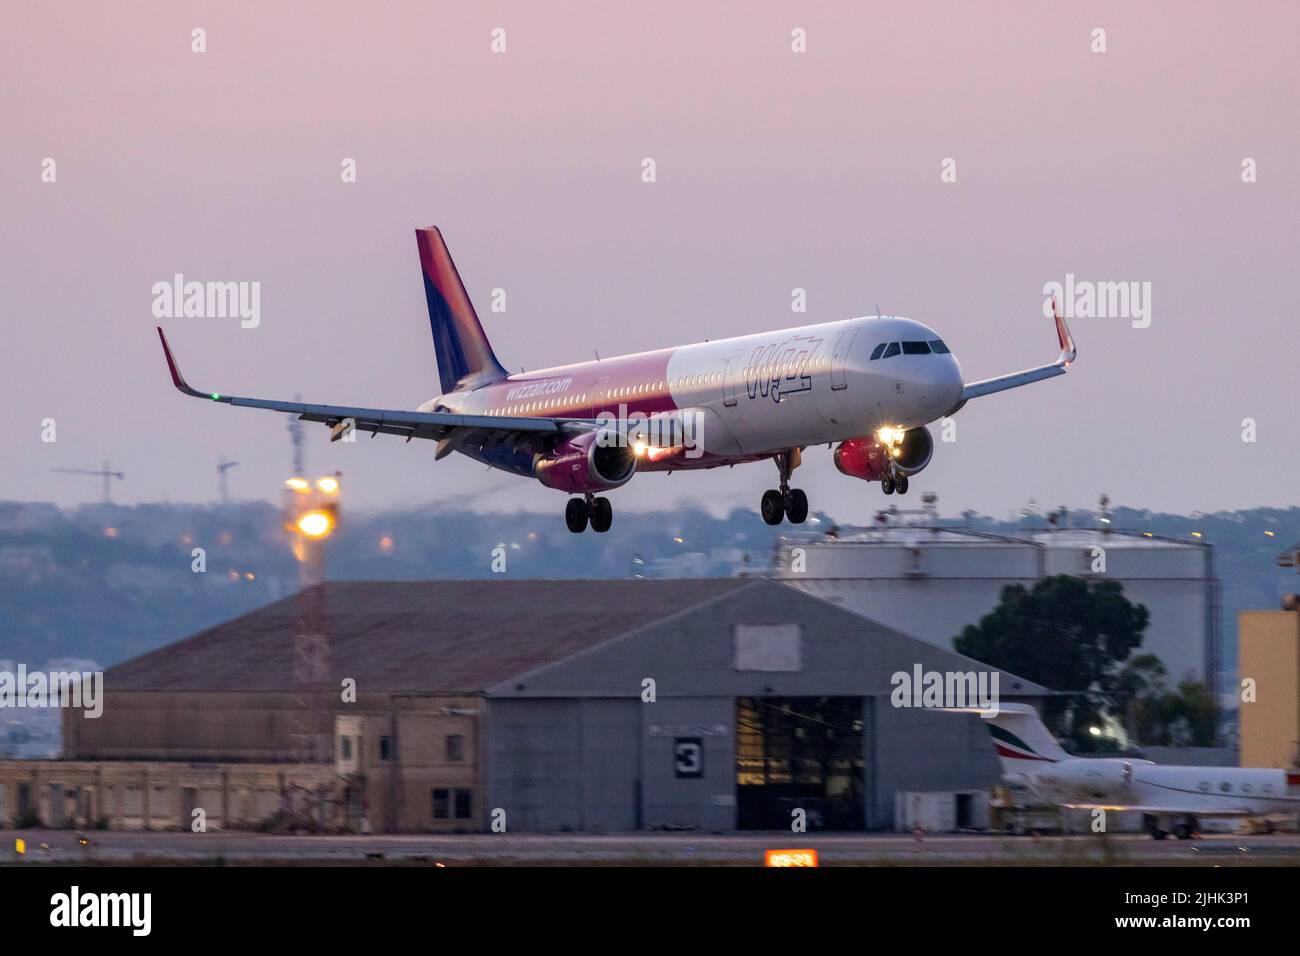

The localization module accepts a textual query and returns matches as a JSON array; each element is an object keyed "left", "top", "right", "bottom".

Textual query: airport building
[
  {"left": 0, "top": 579, "right": 1046, "bottom": 833},
  {"left": 771, "top": 524, "right": 1219, "bottom": 690},
  {"left": 1239, "top": 608, "right": 1300, "bottom": 769}
]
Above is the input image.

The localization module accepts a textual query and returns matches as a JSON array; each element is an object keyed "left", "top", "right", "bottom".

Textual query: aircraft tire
[
  {"left": 565, "top": 497, "right": 589, "bottom": 533},
  {"left": 761, "top": 489, "right": 785, "bottom": 525},
  {"left": 590, "top": 497, "right": 613, "bottom": 533},
  {"left": 785, "top": 489, "right": 809, "bottom": 524}
]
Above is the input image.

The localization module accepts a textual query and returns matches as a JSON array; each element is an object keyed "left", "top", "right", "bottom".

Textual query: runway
[{"left": 4, "top": 829, "right": 1299, "bottom": 866}]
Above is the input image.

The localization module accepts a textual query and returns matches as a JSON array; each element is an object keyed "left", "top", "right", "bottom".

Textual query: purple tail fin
[{"left": 416, "top": 227, "right": 507, "bottom": 393}]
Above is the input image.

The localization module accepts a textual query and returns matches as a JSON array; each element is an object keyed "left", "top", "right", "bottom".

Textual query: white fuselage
[
  {"left": 421, "top": 316, "right": 965, "bottom": 461},
  {"left": 1019, "top": 758, "right": 1300, "bottom": 816}
]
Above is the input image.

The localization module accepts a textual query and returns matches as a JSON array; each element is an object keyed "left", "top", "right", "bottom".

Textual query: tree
[
  {"left": 1116, "top": 654, "right": 1220, "bottom": 747},
  {"left": 953, "top": 575, "right": 1149, "bottom": 750}
]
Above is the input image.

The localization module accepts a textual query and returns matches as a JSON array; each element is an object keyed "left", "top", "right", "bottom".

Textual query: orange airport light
[
  {"left": 764, "top": 848, "right": 819, "bottom": 868},
  {"left": 297, "top": 510, "right": 335, "bottom": 539}
]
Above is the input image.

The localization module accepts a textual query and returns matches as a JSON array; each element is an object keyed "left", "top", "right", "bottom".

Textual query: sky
[{"left": 3, "top": 1, "right": 1297, "bottom": 525}]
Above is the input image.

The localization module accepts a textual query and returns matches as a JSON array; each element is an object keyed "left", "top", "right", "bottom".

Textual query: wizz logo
[{"left": 744, "top": 335, "right": 820, "bottom": 403}]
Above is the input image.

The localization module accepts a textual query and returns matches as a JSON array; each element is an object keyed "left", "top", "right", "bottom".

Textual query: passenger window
[
  {"left": 869, "top": 343, "right": 886, "bottom": 361},
  {"left": 929, "top": 339, "right": 950, "bottom": 353},
  {"left": 902, "top": 341, "right": 931, "bottom": 355},
  {"left": 882, "top": 342, "right": 901, "bottom": 358}
]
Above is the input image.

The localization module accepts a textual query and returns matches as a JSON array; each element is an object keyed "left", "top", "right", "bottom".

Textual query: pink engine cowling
[{"left": 534, "top": 429, "right": 638, "bottom": 494}]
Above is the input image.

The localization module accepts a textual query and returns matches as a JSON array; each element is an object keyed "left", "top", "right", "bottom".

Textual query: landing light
[
  {"left": 285, "top": 477, "right": 310, "bottom": 492},
  {"left": 633, "top": 441, "right": 647, "bottom": 457},
  {"left": 317, "top": 476, "right": 340, "bottom": 494},
  {"left": 876, "top": 426, "right": 905, "bottom": 448}
]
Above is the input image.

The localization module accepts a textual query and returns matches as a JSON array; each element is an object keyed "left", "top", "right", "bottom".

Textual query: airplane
[
  {"left": 967, "top": 703, "right": 1300, "bottom": 839},
  {"left": 156, "top": 226, "right": 1077, "bottom": 533}
]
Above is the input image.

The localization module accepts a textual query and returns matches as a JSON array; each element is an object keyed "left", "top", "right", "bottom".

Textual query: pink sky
[{"left": 3, "top": 1, "right": 1298, "bottom": 521}]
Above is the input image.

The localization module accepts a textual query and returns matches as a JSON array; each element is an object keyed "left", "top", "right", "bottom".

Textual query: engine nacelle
[
  {"left": 534, "top": 429, "right": 637, "bottom": 494},
  {"left": 1036, "top": 759, "right": 1150, "bottom": 804},
  {"left": 834, "top": 426, "right": 934, "bottom": 481},
  {"left": 833, "top": 435, "right": 891, "bottom": 481}
]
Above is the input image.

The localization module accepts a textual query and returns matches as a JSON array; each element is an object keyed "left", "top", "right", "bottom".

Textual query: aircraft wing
[
  {"left": 157, "top": 328, "right": 576, "bottom": 454},
  {"left": 957, "top": 298, "right": 1077, "bottom": 403}
]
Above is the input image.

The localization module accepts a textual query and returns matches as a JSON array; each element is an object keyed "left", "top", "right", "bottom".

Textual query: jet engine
[
  {"left": 834, "top": 426, "right": 934, "bottom": 480},
  {"left": 534, "top": 429, "right": 637, "bottom": 494},
  {"left": 1038, "top": 760, "right": 1150, "bottom": 804}
]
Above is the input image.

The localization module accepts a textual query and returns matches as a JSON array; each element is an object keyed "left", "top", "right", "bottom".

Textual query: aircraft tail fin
[
  {"left": 979, "top": 704, "right": 1068, "bottom": 774},
  {"left": 415, "top": 226, "right": 508, "bottom": 394}
]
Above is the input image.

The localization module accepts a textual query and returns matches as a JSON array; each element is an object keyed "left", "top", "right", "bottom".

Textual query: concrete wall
[
  {"left": 336, "top": 696, "right": 484, "bottom": 832},
  {"left": 1239, "top": 611, "right": 1300, "bottom": 768},
  {"left": 870, "top": 704, "right": 1003, "bottom": 828},
  {"left": 0, "top": 761, "right": 336, "bottom": 830}
]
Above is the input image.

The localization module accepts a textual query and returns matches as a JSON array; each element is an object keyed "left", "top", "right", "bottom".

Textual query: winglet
[
  {"left": 156, "top": 327, "right": 225, "bottom": 401},
  {"left": 1051, "top": 295, "right": 1077, "bottom": 368}
]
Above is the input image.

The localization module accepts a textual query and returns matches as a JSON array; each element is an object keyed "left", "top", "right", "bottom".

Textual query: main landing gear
[
  {"left": 881, "top": 473, "right": 909, "bottom": 496},
  {"left": 565, "top": 494, "right": 613, "bottom": 534},
  {"left": 760, "top": 450, "right": 809, "bottom": 526},
  {"left": 1144, "top": 813, "right": 1199, "bottom": 840}
]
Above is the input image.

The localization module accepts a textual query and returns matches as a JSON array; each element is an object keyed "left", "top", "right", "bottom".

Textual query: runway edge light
[{"left": 764, "top": 848, "right": 818, "bottom": 867}]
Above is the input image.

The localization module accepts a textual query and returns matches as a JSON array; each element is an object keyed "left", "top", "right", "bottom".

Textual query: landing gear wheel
[
  {"left": 881, "top": 476, "right": 895, "bottom": 495},
  {"left": 895, "top": 475, "right": 909, "bottom": 495},
  {"left": 589, "top": 496, "right": 613, "bottom": 533},
  {"left": 785, "top": 488, "right": 809, "bottom": 524},
  {"left": 564, "top": 497, "right": 589, "bottom": 533},
  {"left": 760, "top": 489, "right": 786, "bottom": 525}
]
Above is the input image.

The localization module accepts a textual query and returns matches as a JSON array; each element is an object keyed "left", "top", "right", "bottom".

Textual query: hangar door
[{"left": 736, "top": 697, "right": 865, "bottom": 830}]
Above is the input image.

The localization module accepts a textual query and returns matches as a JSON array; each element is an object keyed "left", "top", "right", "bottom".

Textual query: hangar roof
[{"left": 105, "top": 579, "right": 751, "bottom": 693}]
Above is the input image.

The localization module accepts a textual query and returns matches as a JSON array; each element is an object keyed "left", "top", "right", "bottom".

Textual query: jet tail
[
  {"left": 979, "top": 704, "right": 1068, "bottom": 775},
  {"left": 416, "top": 227, "right": 508, "bottom": 394}
]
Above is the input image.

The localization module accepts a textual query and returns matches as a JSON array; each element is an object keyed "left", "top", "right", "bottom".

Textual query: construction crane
[
  {"left": 217, "top": 457, "right": 239, "bottom": 503},
  {"left": 52, "top": 462, "right": 124, "bottom": 504},
  {"left": 287, "top": 393, "right": 305, "bottom": 477}
]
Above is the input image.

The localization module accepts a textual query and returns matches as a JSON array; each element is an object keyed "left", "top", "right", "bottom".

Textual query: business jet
[
  {"left": 968, "top": 704, "right": 1300, "bottom": 839},
  {"left": 156, "top": 226, "right": 1077, "bottom": 532}
]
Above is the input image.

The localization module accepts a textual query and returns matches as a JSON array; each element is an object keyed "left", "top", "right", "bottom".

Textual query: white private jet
[{"left": 968, "top": 704, "right": 1300, "bottom": 839}]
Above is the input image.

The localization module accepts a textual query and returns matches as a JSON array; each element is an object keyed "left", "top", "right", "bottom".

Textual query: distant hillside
[{"left": 0, "top": 501, "right": 1295, "bottom": 692}]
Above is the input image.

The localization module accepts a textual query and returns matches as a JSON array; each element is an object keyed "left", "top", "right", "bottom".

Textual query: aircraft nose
[{"left": 916, "top": 355, "right": 964, "bottom": 417}]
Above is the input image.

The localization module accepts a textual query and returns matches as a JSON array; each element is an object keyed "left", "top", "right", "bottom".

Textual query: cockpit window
[
  {"left": 901, "top": 341, "right": 931, "bottom": 355},
  {"left": 881, "top": 342, "right": 901, "bottom": 359},
  {"left": 928, "top": 339, "right": 950, "bottom": 354},
  {"left": 869, "top": 343, "right": 887, "bottom": 360}
]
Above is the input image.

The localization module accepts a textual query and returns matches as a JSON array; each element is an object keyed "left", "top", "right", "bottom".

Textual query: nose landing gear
[
  {"left": 565, "top": 494, "right": 613, "bottom": 533},
  {"left": 760, "top": 450, "right": 809, "bottom": 525}
]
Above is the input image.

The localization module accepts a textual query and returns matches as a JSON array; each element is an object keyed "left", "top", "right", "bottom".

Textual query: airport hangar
[{"left": 0, "top": 579, "right": 1046, "bottom": 833}]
